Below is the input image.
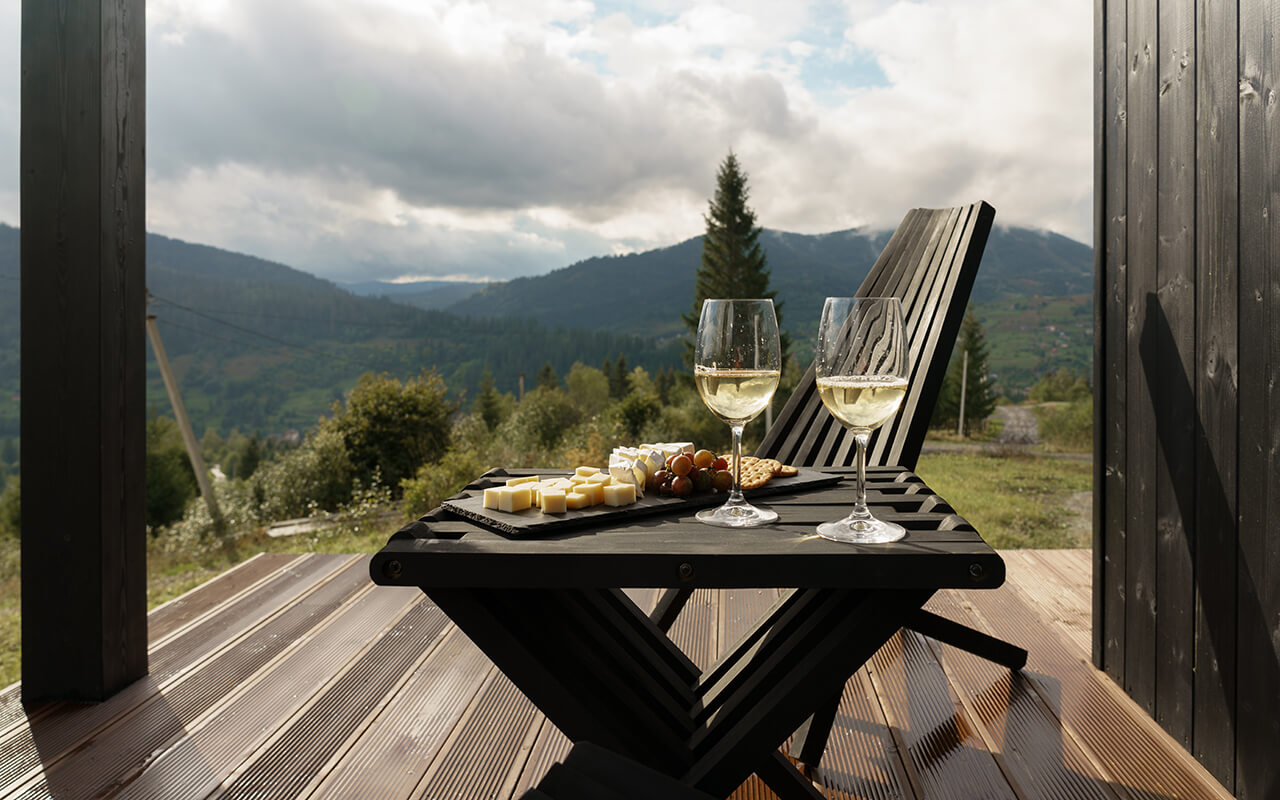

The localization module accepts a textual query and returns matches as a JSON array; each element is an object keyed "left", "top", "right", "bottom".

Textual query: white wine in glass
[
  {"left": 694, "top": 299, "right": 781, "bottom": 527},
  {"left": 814, "top": 297, "right": 908, "bottom": 543}
]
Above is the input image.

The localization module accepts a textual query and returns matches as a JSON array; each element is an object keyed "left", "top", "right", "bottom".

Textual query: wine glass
[
  {"left": 693, "top": 299, "right": 782, "bottom": 527},
  {"left": 814, "top": 297, "right": 908, "bottom": 543}
]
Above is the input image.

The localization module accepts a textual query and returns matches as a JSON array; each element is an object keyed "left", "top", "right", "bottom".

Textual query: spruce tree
[
  {"left": 610, "top": 355, "right": 629, "bottom": 398},
  {"left": 536, "top": 361, "right": 559, "bottom": 390},
  {"left": 682, "top": 151, "right": 788, "bottom": 361},
  {"left": 932, "top": 306, "right": 997, "bottom": 434},
  {"left": 476, "top": 367, "right": 503, "bottom": 430}
]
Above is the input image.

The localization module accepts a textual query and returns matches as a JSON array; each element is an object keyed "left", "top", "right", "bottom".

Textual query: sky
[{"left": 0, "top": 1, "right": 1092, "bottom": 284}]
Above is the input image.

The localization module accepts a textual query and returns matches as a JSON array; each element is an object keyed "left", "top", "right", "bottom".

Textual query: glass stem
[
  {"left": 851, "top": 430, "right": 871, "bottom": 521},
  {"left": 728, "top": 423, "right": 746, "bottom": 503}
]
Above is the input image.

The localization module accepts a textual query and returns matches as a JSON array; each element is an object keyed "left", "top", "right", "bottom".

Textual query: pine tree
[
  {"left": 476, "top": 367, "right": 503, "bottom": 430},
  {"left": 610, "top": 355, "right": 629, "bottom": 398},
  {"left": 932, "top": 306, "right": 997, "bottom": 434},
  {"left": 682, "top": 151, "right": 788, "bottom": 361},
  {"left": 536, "top": 361, "right": 559, "bottom": 390}
]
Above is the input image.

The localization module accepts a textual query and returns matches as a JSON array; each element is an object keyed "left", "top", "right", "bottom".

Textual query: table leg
[
  {"left": 684, "top": 588, "right": 933, "bottom": 796},
  {"left": 787, "top": 690, "right": 842, "bottom": 769},
  {"left": 755, "top": 751, "right": 826, "bottom": 800}
]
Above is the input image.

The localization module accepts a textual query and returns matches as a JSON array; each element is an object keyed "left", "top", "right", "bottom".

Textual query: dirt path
[{"left": 995, "top": 404, "right": 1040, "bottom": 444}]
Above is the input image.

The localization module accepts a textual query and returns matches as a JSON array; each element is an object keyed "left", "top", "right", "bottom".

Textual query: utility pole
[
  {"left": 957, "top": 349, "right": 969, "bottom": 438},
  {"left": 145, "top": 292, "right": 223, "bottom": 524}
]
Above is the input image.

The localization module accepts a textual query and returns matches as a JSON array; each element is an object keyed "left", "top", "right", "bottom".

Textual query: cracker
[
  {"left": 719, "top": 455, "right": 797, "bottom": 488},
  {"left": 734, "top": 456, "right": 776, "bottom": 490}
]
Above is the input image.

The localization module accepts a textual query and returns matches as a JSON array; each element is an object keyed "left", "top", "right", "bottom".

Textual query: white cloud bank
[{"left": 2, "top": 0, "right": 1092, "bottom": 282}]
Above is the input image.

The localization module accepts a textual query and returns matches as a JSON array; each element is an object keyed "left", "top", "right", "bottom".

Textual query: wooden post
[
  {"left": 146, "top": 308, "right": 223, "bottom": 524},
  {"left": 957, "top": 350, "right": 968, "bottom": 438},
  {"left": 20, "top": 0, "right": 148, "bottom": 701}
]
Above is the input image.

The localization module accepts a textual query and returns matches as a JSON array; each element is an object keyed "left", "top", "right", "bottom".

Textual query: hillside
[
  {"left": 0, "top": 220, "right": 1093, "bottom": 441},
  {"left": 441, "top": 224, "right": 1094, "bottom": 394},
  {"left": 0, "top": 226, "right": 682, "bottom": 439}
]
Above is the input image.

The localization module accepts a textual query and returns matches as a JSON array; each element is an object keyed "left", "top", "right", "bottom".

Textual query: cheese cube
[
  {"left": 585, "top": 471, "right": 612, "bottom": 485},
  {"left": 540, "top": 489, "right": 567, "bottom": 514},
  {"left": 483, "top": 487, "right": 502, "bottom": 510},
  {"left": 496, "top": 486, "right": 532, "bottom": 513},
  {"left": 602, "top": 483, "right": 637, "bottom": 506},
  {"left": 574, "top": 466, "right": 601, "bottom": 477},
  {"left": 506, "top": 475, "right": 540, "bottom": 486},
  {"left": 565, "top": 492, "right": 592, "bottom": 510},
  {"left": 576, "top": 481, "right": 605, "bottom": 505}
]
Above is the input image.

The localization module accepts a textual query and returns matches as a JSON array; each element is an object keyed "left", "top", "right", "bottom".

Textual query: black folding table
[{"left": 370, "top": 466, "right": 1006, "bottom": 799}]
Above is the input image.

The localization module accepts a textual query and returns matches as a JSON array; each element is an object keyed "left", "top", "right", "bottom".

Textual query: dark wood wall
[
  {"left": 20, "top": 0, "right": 148, "bottom": 701},
  {"left": 1095, "top": 0, "right": 1279, "bottom": 796}
]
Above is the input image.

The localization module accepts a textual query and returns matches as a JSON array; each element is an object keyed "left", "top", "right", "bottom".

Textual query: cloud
[{"left": 4, "top": 0, "right": 1092, "bottom": 282}]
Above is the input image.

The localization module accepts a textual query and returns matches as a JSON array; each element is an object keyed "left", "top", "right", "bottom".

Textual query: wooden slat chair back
[
  {"left": 648, "top": 201, "right": 1026, "bottom": 779},
  {"left": 756, "top": 201, "right": 996, "bottom": 471}
]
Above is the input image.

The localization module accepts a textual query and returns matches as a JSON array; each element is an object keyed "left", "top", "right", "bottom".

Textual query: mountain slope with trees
[{"left": 0, "top": 219, "right": 1093, "bottom": 444}]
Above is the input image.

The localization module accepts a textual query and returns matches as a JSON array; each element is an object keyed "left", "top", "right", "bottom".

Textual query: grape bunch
[{"left": 653, "top": 448, "right": 735, "bottom": 498}]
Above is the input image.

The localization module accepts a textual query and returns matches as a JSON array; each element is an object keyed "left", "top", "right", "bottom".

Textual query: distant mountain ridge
[{"left": 441, "top": 225, "right": 1092, "bottom": 339}]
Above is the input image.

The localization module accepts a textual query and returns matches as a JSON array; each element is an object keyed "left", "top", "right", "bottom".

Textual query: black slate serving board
[{"left": 442, "top": 468, "right": 841, "bottom": 537}]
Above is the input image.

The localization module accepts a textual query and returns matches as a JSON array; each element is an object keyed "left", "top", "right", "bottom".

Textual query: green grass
[{"left": 914, "top": 450, "right": 1092, "bottom": 550}]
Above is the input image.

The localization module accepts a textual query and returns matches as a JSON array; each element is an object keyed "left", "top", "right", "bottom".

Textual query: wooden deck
[{"left": 0, "top": 550, "right": 1231, "bottom": 800}]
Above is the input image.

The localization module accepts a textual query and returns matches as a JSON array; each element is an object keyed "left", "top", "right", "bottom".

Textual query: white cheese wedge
[
  {"left": 483, "top": 487, "right": 502, "bottom": 510},
  {"left": 540, "top": 489, "right": 567, "bottom": 514},
  {"left": 608, "top": 455, "right": 646, "bottom": 499},
  {"left": 602, "top": 483, "right": 637, "bottom": 506},
  {"left": 635, "top": 448, "right": 664, "bottom": 479},
  {"left": 496, "top": 486, "right": 532, "bottom": 513}
]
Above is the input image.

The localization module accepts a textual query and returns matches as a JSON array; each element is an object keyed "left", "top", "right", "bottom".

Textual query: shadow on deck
[{"left": 0, "top": 550, "right": 1231, "bottom": 800}]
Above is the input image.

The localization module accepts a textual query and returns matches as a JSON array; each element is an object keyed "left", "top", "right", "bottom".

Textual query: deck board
[{"left": 0, "top": 550, "right": 1234, "bottom": 800}]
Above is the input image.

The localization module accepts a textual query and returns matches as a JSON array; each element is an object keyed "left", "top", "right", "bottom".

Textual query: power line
[
  {"left": 148, "top": 292, "right": 367, "bottom": 366},
  {"left": 148, "top": 298, "right": 421, "bottom": 331},
  {"left": 151, "top": 316, "right": 277, "bottom": 353}
]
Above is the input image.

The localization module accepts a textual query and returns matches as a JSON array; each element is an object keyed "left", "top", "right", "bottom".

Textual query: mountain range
[{"left": 0, "top": 222, "right": 1092, "bottom": 440}]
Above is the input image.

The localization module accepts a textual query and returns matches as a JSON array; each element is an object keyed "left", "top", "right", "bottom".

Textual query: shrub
[
  {"left": 0, "top": 477, "right": 17, "bottom": 539},
  {"left": 1035, "top": 398, "right": 1093, "bottom": 452},
  {"left": 253, "top": 426, "right": 355, "bottom": 520},
  {"left": 146, "top": 415, "right": 197, "bottom": 530},
  {"left": 505, "top": 386, "right": 581, "bottom": 454},
  {"left": 401, "top": 447, "right": 491, "bottom": 517},
  {"left": 321, "top": 371, "right": 454, "bottom": 495},
  {"left": 1029, "top": 368, "right": 1091, "bottom": 403}
]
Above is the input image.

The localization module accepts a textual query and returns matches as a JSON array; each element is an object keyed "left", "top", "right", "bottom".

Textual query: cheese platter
[{"left": 442, "top": 465, "right": 840, "bottom": 537}]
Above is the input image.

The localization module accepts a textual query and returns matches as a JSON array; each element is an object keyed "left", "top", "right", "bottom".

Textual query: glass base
[
  {"left": 816, "top": 514, "right": 906, "bottom": 544},
  {"left": 696, "top": 498, "right": 778, "bottom": 528}
]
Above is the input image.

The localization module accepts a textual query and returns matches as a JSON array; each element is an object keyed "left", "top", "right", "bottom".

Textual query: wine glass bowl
[
  {"left": 814, "top": 297, "right": 908, "bottom": 543},
  {"left": 693, "top": 299, "right": 781, "bottom": 527}
]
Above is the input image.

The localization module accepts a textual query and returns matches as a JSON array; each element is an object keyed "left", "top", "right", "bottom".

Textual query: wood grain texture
[
  {"left": 1153, "top": 0, "right": 1197, "bottom": 747},
  {"left": 1123, "top": 0, "right": 1158, "bottom": 718},
  {"left": 19, "top": 0, "right": 147, "bottom": 702},
  {"left": 1234, "top": 1, "right": 1280, "bottom": 796},
  {"left": 1100, "top": 0, "right": 1128, "bottom": 684},
  {"left": 1192, "top": 0, "right": 1239, "bottom": 789}
]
